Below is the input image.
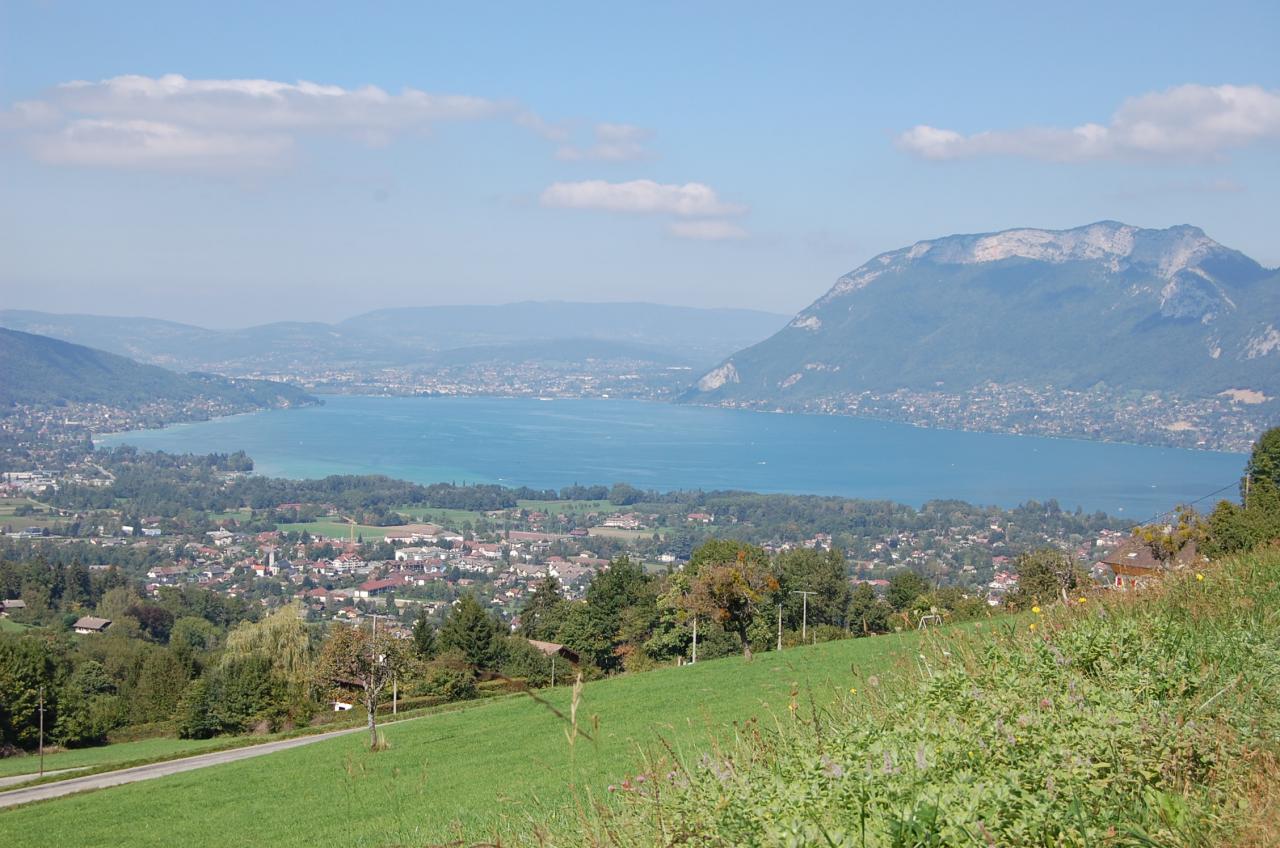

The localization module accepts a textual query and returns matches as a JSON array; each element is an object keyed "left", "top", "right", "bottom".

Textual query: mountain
[
  {"left": 686, "top": 222, "right": 1280, "bottom": 403},
  {"left": 0, "top": 302, "right": 788, "bottom": 374},
  {"left": 0, "top": 327, "right": 315, "bottom": 409}
]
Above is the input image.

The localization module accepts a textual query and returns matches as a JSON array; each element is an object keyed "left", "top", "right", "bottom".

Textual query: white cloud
[
  {"left": 667, "top": 219, "right": 747, "bottom": 240},
  {"left": 897, "top": 84, "right": 1280, "bottom": 162},
  {"left": 556, "top": 123, "right": 652, "bottom": 162},
  {"left": 33, "top": 119, "right": 291, "bottom": 168},
  {"left": 3, "top": 73, "right": 552, "bottom": 169},
  {"left": 540, "top": 179, "right": 745, "bottom": 216}
]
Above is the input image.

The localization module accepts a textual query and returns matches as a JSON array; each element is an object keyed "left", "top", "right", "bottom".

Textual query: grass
[
  {"left": 393, "top": 506, "right": 487, "bottom": 527},
  {"left": 0, "top": 618, "right": 31, "bottom": 634},
  {"left": 517, "top": 499, "right": 620, "bottom": 517},
  {"left": 587, "top": 527, "right": 664, "bottom": 541},
  {"left": 542, "top": 549, "right": 1280, "bottom": 846},
  {"left": 0, "top": 627, "right": 934, "bottom": 846},
  {"left": 0, "top": 736, "right": 229, "bottom": 779},
  {"left": 275, "top": 520, "right": 396, "bottom": 540}
]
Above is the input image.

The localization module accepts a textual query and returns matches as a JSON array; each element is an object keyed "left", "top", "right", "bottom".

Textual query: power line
[{"left": 1139, "top": 479, "right": 1240, "bottom": 527}]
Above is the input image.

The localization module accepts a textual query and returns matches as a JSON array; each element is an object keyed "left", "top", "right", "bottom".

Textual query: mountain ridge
[
  {"left": 0, "top": 301, "right": 789, "bottom": 374},
  {"left": 683, "top": 221, "right": 1280, "bottom": 449},
  {"left": 0, "top": 327, "right": 315, "bottom": 410}
]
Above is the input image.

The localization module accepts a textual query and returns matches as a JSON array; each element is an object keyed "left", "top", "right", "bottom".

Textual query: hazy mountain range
[
  {"left": 0, "top": 302, "right": 790, "bottom": 374},
  {"left": 686, "top": 222, "right": 1280, "bottom": 405},
  {"left": 0, "top": 328, "right": 314, "bottom": 410}
]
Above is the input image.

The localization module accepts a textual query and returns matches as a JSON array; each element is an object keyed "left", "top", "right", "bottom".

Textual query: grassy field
[
  {"left": 587, "top": 526, "right": 664, "bottom": 541},
  {"left": 0, "top": 497, "right": 64, "bottom": 531},
  {"left": 393, "top": 506, "right": 487, "bottom": 526},
  {"left": 0, "top": 736, "right": 229, "bottom": 779},
  {"left": 0, "top": 628, "right": 938, "bottom": 846},
  {"left": 517, "top": 499, "right": 620, "bottom": 517},
  {"left": 0, "top": 618, "right": 31, "bottom": 634},
  {"left": 274, "top": 520, "right": 395, "bottom": 541}
]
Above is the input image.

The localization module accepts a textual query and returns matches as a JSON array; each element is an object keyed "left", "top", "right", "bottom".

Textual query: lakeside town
[{"left": 2, "top": 450, "right": 1135, "bottom": 638}]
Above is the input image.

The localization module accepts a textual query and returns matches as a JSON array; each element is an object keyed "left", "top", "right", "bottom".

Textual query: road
[{"left": 0, "top": 724, "right": 367, "bottom": 810}]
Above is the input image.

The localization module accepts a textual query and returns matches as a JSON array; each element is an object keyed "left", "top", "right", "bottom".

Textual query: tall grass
[{"left": 529, "top": 550, "right": 1280, "bottom": 847}]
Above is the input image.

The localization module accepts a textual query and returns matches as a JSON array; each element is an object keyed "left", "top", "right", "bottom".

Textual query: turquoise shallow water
[{"left": 97, "top": 395, "right": 1246, "bottom": 518}]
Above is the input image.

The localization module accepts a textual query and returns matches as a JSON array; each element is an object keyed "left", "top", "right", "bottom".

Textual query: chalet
[
  {"left": 146, "top": 565, "right": 189, "bottom": 585},
  {"left": 207, "top": 529, "right": 234, "bottom": 547},
  {"left": 527, "top": 639, "right": 581, "bottom": 666},
  {"left": 602, "top": 513, "right": 645, "bottom": 530},
  {"left": 73, "top": 616, "right": 112, "bottom": 634},
  {"left": 686, "top": 512, "right": 714, "bottom": 524},
  {"left": 0, "top": 599, "right": 26, "bottom": 616},
  {"left": 1099, "top": 539, "right": 1205, "bottom": 590}
]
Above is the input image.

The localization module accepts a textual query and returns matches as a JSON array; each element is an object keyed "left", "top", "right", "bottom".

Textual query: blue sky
[{"left": 2, "top": 1, "right": 1278, "bottom": 326}]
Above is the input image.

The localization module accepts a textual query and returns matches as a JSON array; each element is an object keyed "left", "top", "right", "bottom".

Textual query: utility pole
[
  {"left": 691, "top": 615, "right": 698, "bottom": 664},
  {"left": 792, "top": 591, "right": 816, "bottom": 643},
  {"left": 38, "top": 685, "right": 45, "bottom": 777},
  {"left": 776, "top": 603, "right": 783, "bottom": 651}
]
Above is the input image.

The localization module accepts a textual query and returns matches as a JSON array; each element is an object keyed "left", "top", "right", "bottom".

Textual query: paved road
[
  {"left": 0, "top": 725, "right": 367, "bottom": 809},
  {"left": 0, "top": 768, "right": 84, "bottom": 790}
]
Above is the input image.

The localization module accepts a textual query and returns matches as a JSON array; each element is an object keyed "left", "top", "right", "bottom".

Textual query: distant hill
[
  {"left": 0, "top": 327, "right": 315, "bottom": 409},
  {"left": 0, "top": 302, "right": 788, "bottom": 374},
  {"left": 685, "top": 222, "right": 1280, "bottom": 403}
]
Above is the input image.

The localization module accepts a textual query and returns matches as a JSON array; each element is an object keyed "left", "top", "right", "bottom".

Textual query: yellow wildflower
[
  {"left": 1031, "top": 605, "right": 1041, "bottom": 614},
  {"left": 849, "top": 688, "right": 857, "bottom": 695},
  {"left": 1028, "top": 623, "right": 1036, "bottom": 631},
  {"left": 1077, "top": 596, "right": 1087, "bottom": 604},
  {"left": 1196, "top": 573, "right": 1205, "bottom": 582}
]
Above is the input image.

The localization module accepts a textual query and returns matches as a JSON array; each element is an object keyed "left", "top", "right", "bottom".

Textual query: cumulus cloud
[
  {"left": 667, "top": 219, "right": 747, "bottom": 240},
  {"left": 556, "top": 123, "right": 652, "bottom": 161},
  {"left": 540, "top": 179, "right": 745, "bottom": 216},
  {"left": 5, "top": 73, "right": 549, "bottom": 168},
  {"left": 897, "top": 84, "right": 1280, "bottom": 162}
]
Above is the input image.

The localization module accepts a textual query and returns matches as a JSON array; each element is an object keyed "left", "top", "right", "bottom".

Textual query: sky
[{"left": 2, "top": 1, "right": 1278, "bottom": 327}]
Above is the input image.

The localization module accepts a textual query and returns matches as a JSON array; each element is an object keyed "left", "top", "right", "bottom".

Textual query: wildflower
[
  {"left": 1029, "top": 623, "right": 1036, "bottom": 631},
  {"left": 1196, "top": 573, "right": 1205, "bottom": 581},
  {"left": 1031, "top": 605, "right": 1041, "bottom": 614},
  {"left": 849, "top": 687, "right": 857, "bottom": 695},
  {"left": 1078, "top": 596, "right": 1087, "bottom": 604}
]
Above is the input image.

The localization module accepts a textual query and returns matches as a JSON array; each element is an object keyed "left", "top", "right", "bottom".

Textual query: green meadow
[
  {"left": 0, "top": 628, "right": 932, "bottom": 846},
  {"left": 0, "top": 735, "right": 228, "bottom": 780}
]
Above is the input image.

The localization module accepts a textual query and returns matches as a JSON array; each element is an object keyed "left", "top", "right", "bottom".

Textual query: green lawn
[
  {"left": 0, "top": 630, "right": 935, "bottom": 846},
  {"left": 275, "top": 520, "right": 395, "bottom": 540},
  {"left": 0, "top": 618, "right": 31, "bottom": 634},
  {"left": 517, "top": 498, "right": 620, "bottom": 516},
  {"left": 0, "top": 735, "right": 229, "bottom": 779},
  {"left": 393, "top": 506, "right": 486, "bottom": 526}
]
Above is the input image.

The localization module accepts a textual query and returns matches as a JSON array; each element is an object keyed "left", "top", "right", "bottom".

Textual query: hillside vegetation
[
  {"left": 541, "top": 548, "right": 1280, "bottom": 847},
  {"left": 0, "top": 327, "right": 314, "bottom": 409},
  {"left": 0, "top": 626, "right": 928, "bottom": 846}
]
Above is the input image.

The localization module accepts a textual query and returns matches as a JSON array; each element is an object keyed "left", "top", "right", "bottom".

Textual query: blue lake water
[{"left": 97, "top": 395, "right": 1246, "bottom": 518}]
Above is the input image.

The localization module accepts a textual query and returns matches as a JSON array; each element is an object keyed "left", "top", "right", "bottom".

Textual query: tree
[
  {"left": 846, "top": 583, "right": 891, "bottom": 635},
  {"left": 1244, "top": 426, "right": 1280, "bottom": 497},
  {"left": 1134, "top": 506, "right": 1204, "bottom": 568},
  {"left": 776, "top": 548, "right": 851, "bottom": 630},
  {"left": 518, "top": 577, "right": 567, "bottom": 641},
  {"left": 438, "top": 595, "right": 503, "bottom": 671},
  {"left": 687, "top": 540, "right": 769, "bottom": 579},
  {"left": 411, "top": 608, "right": 437, "bottom": 660},
  {"left": 886, "top": 571, "right": 929, "bottom": 612},
  {"left": 682, "top": 552, "right": 779, "bottom": 660},
  {"left": 1009, "top": 548, "right": 1081, "bottom": 608},
  {"left": 314, "top": 623, "right": 409, "bottom": 750},
  {"left": 223, "top": 603, "right": 313, "bottom": 699}
]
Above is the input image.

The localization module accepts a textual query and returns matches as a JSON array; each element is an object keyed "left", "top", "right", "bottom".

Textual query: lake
[{"left": 97, "top": 395, "right": 1245, "bottom": 518}]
